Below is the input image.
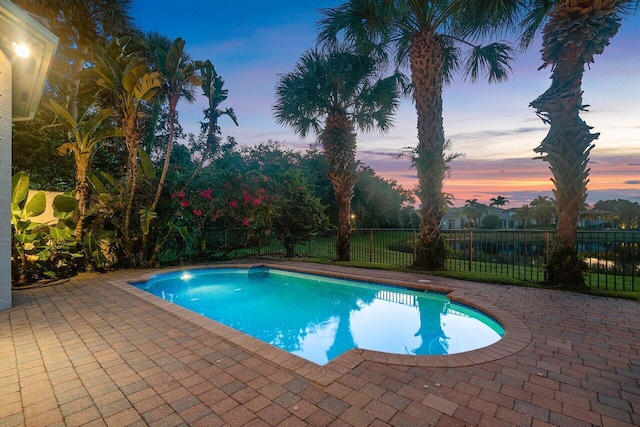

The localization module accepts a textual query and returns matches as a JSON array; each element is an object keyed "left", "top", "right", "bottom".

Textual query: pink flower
[
  {"left": 180, "top": 200, "right": 190, "bottom": 208},
  {"left": 193, "top": 209, "right": 203, "bottom": 218},
  {"left": 229, "top": 200, "right": 238, "bottom": 208},
  {"left": 242, "top": 217, "right": 249, "bottom": 226},
  {"left": 253, "top": 198, "right": 261, "bottom": 205},
  {"left": 243, "top": 193, "right": 251, "bottom": 204},
  {"left": 200, "top": 189, "right": 213, "bottom": 200}
]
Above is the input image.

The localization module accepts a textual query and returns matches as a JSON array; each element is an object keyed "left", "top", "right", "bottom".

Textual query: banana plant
[
  {"left": 44, "top": 99, "right": 122, "bottom": 242},
  {"left": 81, "top": 36, "right": 163, "bottom": 249},
  {"left": 11, "top": 172, "right": 80, "bottom": 284},
  {"left": 12, "top": 173, "right": 48, "bottom": 274}
]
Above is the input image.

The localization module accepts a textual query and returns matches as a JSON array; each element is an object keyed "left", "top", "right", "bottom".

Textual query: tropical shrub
[
  {"left": 11, "top": 172, "right": 81, "bottom": 285},
  {"left": 168, "top": 168, "right": 328, "bottom": 260},
  {"left": 482, "top": 214, "right": 501, "bottom": 229}
]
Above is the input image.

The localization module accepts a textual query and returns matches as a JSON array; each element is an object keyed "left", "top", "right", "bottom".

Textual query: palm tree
[
  {"left": 319, "top": 0, "right": 519, "bottom": 269},
  {"left": 489, "top": 195, "right": 509, "bottom": 208},
  {"left": 515, "top": 204, "right": 533, "bottom": 229},
  {"left": 523, "top": 0, "right": 638, "bottom": 290},
  {"left": 530, "top": 195, "right": 555, "bottom": 226},
  {"left": 462, "top": 199, "right": 487, "bottom": 227},
  {"left": 83, "top": 36, "right": 162, "bottom": 251},
  {"left": 182, "top": 60, "right": 238, "bottom": 189},
  {"left": 273, "top": 46, "right": 402, "bottom": 261},
  {"left": 44, "top": 100, "right": 122, "bottom": 241},
  {"left": 149, "top": 37, "right": 199, "bottom": 213}
]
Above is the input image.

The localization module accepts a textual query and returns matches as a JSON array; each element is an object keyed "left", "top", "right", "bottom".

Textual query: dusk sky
[{"left": 131, "top": 1, "right": 639, "bottom": 208}]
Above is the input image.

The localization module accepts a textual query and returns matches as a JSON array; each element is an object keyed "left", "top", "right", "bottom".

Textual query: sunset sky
[{"left": 132, "top": 1, "right": 640, "bottom": 208}]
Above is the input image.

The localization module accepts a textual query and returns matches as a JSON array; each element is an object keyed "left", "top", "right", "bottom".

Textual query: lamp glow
[{"left": 12, "top": 42, "right": 30, "bottom": 58}]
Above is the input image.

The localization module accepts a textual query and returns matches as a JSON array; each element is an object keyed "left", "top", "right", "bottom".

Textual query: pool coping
[{"left": 111, "top": 263, "right": 532, "bottom": 386}]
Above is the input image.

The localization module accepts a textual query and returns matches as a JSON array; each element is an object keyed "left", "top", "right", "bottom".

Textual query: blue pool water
[{"left": 134, "top": 267, "right": 504, "bottom": 365}]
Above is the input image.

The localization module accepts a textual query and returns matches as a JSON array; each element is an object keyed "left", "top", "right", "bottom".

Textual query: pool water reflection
[{"left": 134, "top": 267, "right": 504, "bottom": 365}]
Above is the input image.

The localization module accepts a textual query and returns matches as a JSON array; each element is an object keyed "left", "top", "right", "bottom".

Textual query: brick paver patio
[{"left": 1, "top": 261, "right": 638, "bottom": 426}]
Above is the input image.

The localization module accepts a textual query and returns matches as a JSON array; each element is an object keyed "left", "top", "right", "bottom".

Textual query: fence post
[
  {"left": 468, "top": 230, "right": 473, "bottom": 272},
  {"left": 413, "top": 230, "right": 417, "bottom": 264},
  {"left": 369, "top": 230, "right": 373, "bottom": 263},
  {"left": 544, "top": 232, "right": 550, "bottom": 281}
]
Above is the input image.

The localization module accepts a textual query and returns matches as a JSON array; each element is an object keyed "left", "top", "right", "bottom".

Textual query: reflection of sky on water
[
  {"left": 290, "top": 317, "right": 339, "bottom": 366},
  {"left": 351, "top": 299, "right": 424, "bottom": 355},
  {"left": 137, "top": 268, "right": 503, "bottom": 365}
]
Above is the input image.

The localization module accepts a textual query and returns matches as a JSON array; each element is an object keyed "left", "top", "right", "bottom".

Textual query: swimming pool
[{"left": 134, "top": 267, "right": 504, "bottom": 366}]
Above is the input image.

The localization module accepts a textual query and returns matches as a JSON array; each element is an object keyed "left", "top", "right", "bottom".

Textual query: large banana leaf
[
  {"left": 139, "top": 208, "right": 157, "bottom": 236},
  {"left": 24, "top": 192, "right": 47, "bottom": 218},
  {"left": 53, "top": 194, "right": 78, "bottom": 219},
  {"left": 137, "top": 146, "right": 156, "bottom": 180},
  {"left": 122, "top": 59, "right": 148, "bottom": 93},
  {"left": 49, "top": 226, "right": 73, "bottom": 241},
  {"left": 12, "top": 172, "right": 30, "bottom": 206},
  {"left": 135, "top": 71, "right": 162, "bottom": 102}
]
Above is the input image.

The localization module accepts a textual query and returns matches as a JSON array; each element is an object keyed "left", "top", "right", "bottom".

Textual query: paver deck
[{"left": 1, "top": 261, "right": 639, "bottom": 426}]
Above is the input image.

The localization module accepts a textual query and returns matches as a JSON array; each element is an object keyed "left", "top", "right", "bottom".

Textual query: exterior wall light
[{"left": 12, "top": 41, "right": 30, "bottom": 58}]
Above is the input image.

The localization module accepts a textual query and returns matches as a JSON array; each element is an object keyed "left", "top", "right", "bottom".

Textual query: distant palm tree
[
  {"left": 489, "top": 195, "right": 509, "bottom": 208},
  {"left": 183, "top": 60, "right": 238, "bottom": 189},
  {"left": 318, "top": 0, "right": 520, "bottom": 269},
  {"left": 523, "top": 0, "right": 638, "bottom": 289},
  {"left": 515, "top": 204, "right": 533, "bottom": 229},
  {"left": 530, "top": 196, "right": 555, "bottom": 226},
  {"left": 274, "top": 46, "right": 402, "bottom": 261},
  {"left": 462, "top": 199, "right": 487, "bottom": 227}
]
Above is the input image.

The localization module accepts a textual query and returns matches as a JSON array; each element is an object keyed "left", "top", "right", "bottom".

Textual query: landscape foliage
[{"left": 9, "top": 0, "right": 639, "bottom": 291}]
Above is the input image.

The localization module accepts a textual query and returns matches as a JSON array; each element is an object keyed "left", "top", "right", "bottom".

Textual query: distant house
[
  {"left": 441, "top": 207, "right": 522, "bottom": 229},
  {"left": 579, "top": 208, "right": 613, "bottom": 229},
  {"left": 441, "top": 208, "right": 466, "bottom": 229}
]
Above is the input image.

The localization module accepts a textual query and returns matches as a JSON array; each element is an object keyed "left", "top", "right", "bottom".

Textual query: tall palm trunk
[
  {"left": 66, "top": 43, "right": 89, "bottom": 122},
  {"left": 122, "top": 111, "right": 139, "bottom": 252},
  {"left": 531, "top": 0, "right": 621, "bottom": 290},
  {"left": 321, "top": 112, "right": 358, "bottom": 261},
  {"left": 411, "top": 29, "right": 448, "bottom": 270},
  {"left": 151, "top": 96, "right": 178, "bottom": 212},
  {"left": 74, "top": 155, "right": 91, "bottom": 241}
]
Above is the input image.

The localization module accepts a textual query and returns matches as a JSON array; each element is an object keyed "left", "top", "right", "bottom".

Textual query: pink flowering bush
[{"left": 170, "top": 168, "right": 327, "bottom": 259}]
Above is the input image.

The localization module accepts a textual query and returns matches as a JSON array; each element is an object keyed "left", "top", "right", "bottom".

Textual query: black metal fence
[{"left": 217, "top": 228, "right": 639, "bottom": 292}]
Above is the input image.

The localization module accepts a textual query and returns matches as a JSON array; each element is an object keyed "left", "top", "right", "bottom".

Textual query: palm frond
[
  {"left": 442, "top": 38, "right": 462, "bottom": 85},
  {"left": 464, "top": 42, "right": 515, "bottom": 83},
  {"left": 273, "top": 44, "right": 401, "bottom": 139},
  {"left": 452, "top": 0, "right": 524, "bottom": 39},
  {"left": 318, "top": 0, "right": 392, "bottom": 64},
  {"left": 517, "top": 0, "right": 554, "bottom": 50}
]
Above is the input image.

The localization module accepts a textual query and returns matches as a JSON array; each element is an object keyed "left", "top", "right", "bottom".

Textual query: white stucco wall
[{"left": 0, "top": 49, "right": 12, "bottom": 310}]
